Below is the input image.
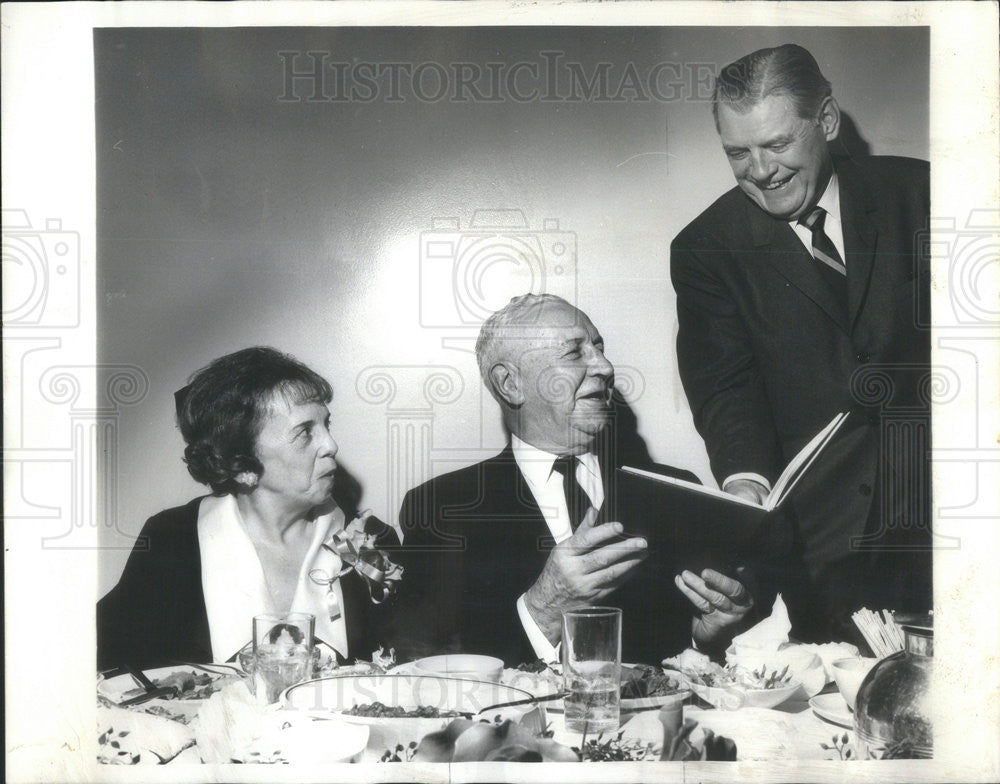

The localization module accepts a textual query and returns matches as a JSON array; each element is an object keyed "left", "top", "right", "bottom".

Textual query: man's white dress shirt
[{"left": 511, "top": 434, "right": 603, "bottom": 662}]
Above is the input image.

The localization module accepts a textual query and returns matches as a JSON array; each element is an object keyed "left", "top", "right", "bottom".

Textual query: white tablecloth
[
  {"left": 100, "top": 683, "right": 854, "bottom": 764},
  {"left": 610, "top": 699, "right": 851, "bottom": 761}
]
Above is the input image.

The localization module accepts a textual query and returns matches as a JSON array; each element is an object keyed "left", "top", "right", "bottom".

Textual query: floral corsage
[{"left": 309, "top": 511, "right": 403, "bottom": 622}]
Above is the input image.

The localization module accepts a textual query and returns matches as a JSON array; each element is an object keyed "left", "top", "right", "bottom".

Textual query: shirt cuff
[
  {"left": 722, "top": 473, "right": 772, "bottom": 493},
  {"left": 516, "top": 593, "right": 560, "bottom": 663}
]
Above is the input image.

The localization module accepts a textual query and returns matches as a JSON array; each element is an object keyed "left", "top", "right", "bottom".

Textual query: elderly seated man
[{"left": 390, "top": 294, "right": 755, "bottom": 666}]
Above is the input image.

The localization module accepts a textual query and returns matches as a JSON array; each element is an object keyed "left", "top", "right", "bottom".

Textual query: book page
[
  {"left": 766, "top": 412, "right": 849, "bottom": 510},
  {"left": 620, "top": 466, "right": 764, "bottom": 509}
]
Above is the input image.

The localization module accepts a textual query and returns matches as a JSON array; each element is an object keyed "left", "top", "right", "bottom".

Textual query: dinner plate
[
  {"left": 283, "top": 672, "right": 535, "bottom": 716},
  {"left": 98, "top": 665, "right": 240, "bottom": 705},
  {"left": 282, "top": 673, "right": 539, "bottom": 754},
  {"left": 501, "top": 664, "right": 689, "bottom": 714},
  {"left": 98, "top": 665, "right": 242, "bottom": 723},
  {"left": 619, "top": 690, "right": 692, "bottom": 714},
  {"left": 809, "top": 693, "right": 853, "bottom": 728}
]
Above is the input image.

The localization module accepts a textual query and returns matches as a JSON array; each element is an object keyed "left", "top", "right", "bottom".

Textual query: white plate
[
  {"left": 282, "top": 673, "right": 539, "bottom": 754},
  {"left": 98, "top": 665, "right": 240, "bottom": 705},
  {"left": 501, "top": 664, "right": 689, "bottom": 714},
  {"left": 809, "top": 693, "right": 853, "bottom": 728},
  {"left": 620, "top": 690, "right": 691, "bottom": 713},
  {"left": 618, "top": 664, "right": 690, "bottom": 712},
  {"left": 283, "top": 672, "right": 534, "bottom": 715}
]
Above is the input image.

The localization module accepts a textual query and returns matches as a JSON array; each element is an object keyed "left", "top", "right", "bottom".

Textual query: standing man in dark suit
[
  {"left": 391, "top": 294, "right": 753, "bottom": 665},
  {"left": 670, "top": 44, "right": 931, "bottom": 643}
]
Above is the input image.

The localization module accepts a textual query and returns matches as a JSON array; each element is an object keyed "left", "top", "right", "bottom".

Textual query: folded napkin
[
  {"left": 97, "top": 705, "right": 195, "bottom": 765},
  {"left": 725, "top": 595, "right": 826, "bottom": 697},
  {"left": 729, "top": 594, "right": 793, "bottom": 653},
  {"left": 194, "top": 680, "right": 271, "bottom": 763}
]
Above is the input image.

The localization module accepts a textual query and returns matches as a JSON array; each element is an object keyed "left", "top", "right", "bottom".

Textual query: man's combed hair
[
  {"left": 712, "top": 44, "right": 832, "bottom": 127},
  {"left": 475, "top": 293, "right": 572, "bottom": 403},
  {"left": 177, "top": 346, "right": 332, "bottom": 494}
]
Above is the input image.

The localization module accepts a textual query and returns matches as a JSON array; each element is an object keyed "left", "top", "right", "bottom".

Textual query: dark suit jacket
[
  {"left": 97, "top": 496, "right": 399, "bottom": 670},
  {"left": 388, "top": 433, "right": 700, "bottom": 667},
  {"left": 670, "top": 155, "right": 931, "bottom": 640}
]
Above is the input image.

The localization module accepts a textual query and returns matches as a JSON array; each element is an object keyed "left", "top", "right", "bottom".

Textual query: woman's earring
[{"left": 235, "top": 471, "right": 259, "bottom": 489}]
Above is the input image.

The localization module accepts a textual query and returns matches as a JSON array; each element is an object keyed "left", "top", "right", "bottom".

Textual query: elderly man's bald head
[
  {"left": 475, "top": 294, "right": 614, "bottom": 454},
  {"left": 476, "top": 294, "right": 581, "bottom": 397}
]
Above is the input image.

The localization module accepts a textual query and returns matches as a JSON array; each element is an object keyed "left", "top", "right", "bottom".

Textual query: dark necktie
[
  {"left": 798, "top": 206, "right": 848, "bottom": 307},
  {"left": 551, "top": 455, "right": 593, "bottom": 532}
]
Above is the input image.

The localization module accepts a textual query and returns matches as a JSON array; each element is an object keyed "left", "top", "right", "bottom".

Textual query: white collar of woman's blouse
[{"left": 197, "top": 494, "right": 349, "bottom": 663}]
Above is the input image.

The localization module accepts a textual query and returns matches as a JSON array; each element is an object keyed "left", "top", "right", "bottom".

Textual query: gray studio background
[{"left": 97, "top": 26, "right": 928, "bottom": 594}]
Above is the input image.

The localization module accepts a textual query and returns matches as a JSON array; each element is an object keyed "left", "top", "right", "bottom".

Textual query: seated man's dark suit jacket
[
  {"left": 388, "top": 425, "right": 702, "bottom": 667},
  {"left": 97, "top": 496, "right": 398, "bottom": 671},
  {"left": 670, "top": 155, "right": 931, "bottom": 644}
]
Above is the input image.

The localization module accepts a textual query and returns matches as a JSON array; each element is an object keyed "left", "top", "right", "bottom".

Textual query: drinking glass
[
  {"left": 251, "top": 612, "right": 315, "bottom": 705},
  {"left": 561, "top": 607, "right": 622, "bottom": 735}
]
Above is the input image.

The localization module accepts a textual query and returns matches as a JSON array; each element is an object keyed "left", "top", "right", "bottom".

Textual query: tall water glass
[
  {"left": 561, "top": 607, "right": 622, "bottom": 735},
  {"left": 251, "top": 612, "right": 315, "bottom": 705}
]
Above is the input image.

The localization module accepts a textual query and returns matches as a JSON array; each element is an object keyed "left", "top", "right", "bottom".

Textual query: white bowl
[
  {"left": 742, "top": 678, "right": 803, "bottom": 709},
  {"left": 238, "top": 718, "right": 369, "bottom": 763},
  {"left": 831, "top": 657, "right": 878, "bottom": 711},
  {"left": 685, "top": 677, "right": 802, "bottom": 710},
  {"left": 412, "top": 654, "right": 504, "bottom": 683},
  {"left": 727, "top": 647, "right": 826, "bottom": 697}
]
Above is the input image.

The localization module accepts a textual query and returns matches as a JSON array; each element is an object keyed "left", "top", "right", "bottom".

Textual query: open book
[
  {"left": 611, "top": 412, "right": 850, "bottom": 565},
  {"left": 621, "top": 411, "right": 850, "bottom": 512}
]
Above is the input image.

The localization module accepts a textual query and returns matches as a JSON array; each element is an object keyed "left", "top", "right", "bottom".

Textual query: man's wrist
[
  {"left": 691, "top": 624, "right": 730, "bottom": 662},
  {"left": 517, "top": 594, "right": 560, "bottom": 661},
  {"left": 523, "top": 585, "right": 562, "bottom": 645}
]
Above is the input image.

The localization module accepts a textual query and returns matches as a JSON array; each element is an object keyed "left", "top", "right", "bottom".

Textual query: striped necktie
[
  {"left": 798, "top": 206, "right": 847, "bottom": 306},
  {"left": 552, "top": 455, "right": 593, "bottom": 532}
]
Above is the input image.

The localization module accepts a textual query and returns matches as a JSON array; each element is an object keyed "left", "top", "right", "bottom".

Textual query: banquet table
[{"left": 96, "top": 669, "right": 858, "bottom": 766}]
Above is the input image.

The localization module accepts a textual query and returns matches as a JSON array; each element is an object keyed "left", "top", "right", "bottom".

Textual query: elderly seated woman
[{"left": 97, "top": 347, "right": 400, "bottom": 670}]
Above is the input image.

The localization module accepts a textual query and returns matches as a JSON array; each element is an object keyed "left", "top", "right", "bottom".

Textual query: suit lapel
[
  {"left": 837, "top": 162, "right": 879, "bottom": 332},
  {"left": 509, "top": 447, "right": 560, "bottom": 569},
  {"left": 490, "top": 445, "right": 565, "bottom": 568},
  {"left": 748, "top": 198, "right": 849, "bottom": 333}
]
